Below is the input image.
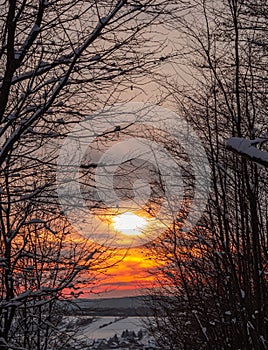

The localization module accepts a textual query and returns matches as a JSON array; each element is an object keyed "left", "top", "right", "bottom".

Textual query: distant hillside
[{"left": 64, "top": 296, "right": 154, "bottom": 316}]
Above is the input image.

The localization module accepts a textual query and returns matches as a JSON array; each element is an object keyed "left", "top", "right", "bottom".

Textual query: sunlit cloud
[{"left": 113, "top": 212, "right": 148, "bottom": 236}]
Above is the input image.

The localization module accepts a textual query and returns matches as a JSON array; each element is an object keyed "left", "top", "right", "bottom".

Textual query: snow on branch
[{"left": 226, "top": 137, "right": 268, "bottom": 167}]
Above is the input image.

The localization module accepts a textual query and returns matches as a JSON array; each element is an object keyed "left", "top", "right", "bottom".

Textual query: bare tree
[
  {"left": 146, "top": 0, "right": 268, "bottom": 349},
  {"left": 0, "top": 0, "right": 189, "bottom": 348}
]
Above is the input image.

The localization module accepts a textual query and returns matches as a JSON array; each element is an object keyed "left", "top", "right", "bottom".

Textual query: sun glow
[{"left": 113, "top": 212, "right": 148, "bottom": 236}]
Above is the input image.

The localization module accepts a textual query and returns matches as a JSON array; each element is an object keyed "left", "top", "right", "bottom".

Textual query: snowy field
[
  {"left": 63, "top": 316, "right": 147, "bottom": 340},
  {"left": 81, "top": 316, "right": 145, "bottom": 339}
]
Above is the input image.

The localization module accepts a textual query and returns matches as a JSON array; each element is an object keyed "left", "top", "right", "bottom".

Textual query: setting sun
[{"left": 113, "top": 212, "right": 148, "bottom": 236}]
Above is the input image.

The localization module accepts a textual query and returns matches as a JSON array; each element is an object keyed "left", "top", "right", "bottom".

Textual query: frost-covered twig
[{"left": 226, "top": 137, "right": 268, "bottom": 167}]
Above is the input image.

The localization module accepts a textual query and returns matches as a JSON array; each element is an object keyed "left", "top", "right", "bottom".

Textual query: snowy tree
[
  {"left": 0, "top": 0, "right": 187, "bottom": 349},
  {"left": 146, "top": 0, "right": 268, "bottom": 349},
  {"left": 226, "top": 137, "right": 268, "bottom": 167}
]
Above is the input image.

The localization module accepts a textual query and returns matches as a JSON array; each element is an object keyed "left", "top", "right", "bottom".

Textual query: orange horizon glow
[
  {"left": 75, "top": 247, "right": 159, "bottom": 299},
  {"left": 60, "top": 208, "right": 168, "bottom": 298}
]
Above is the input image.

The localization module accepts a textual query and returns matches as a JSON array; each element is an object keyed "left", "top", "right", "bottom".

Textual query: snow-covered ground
[
  {"left": 61, "top": 316, "right": 158, "bottom": 349},
  {"left": 80, "top": 316, "right": 144, "bottom": 339},
  {"left": 62, "top": 315, "right": 147, "bottom": 339}
]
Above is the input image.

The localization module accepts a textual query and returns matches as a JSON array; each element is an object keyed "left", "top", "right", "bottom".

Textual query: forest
[{"left": 0, "top": 1, "right": 267, "bottom": 349}]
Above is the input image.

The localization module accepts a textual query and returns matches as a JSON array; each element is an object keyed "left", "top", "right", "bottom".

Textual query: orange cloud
[{"left": 82, "top": 247, "right": 158, "bottom": 298}]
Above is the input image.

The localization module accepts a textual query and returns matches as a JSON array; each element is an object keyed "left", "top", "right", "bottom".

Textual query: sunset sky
[
  {"left": 57, "top": 101, "right": 193, "bottom": 300},
  {"left": 82, "top": 247, "right": 159, "bottom": 299}
]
